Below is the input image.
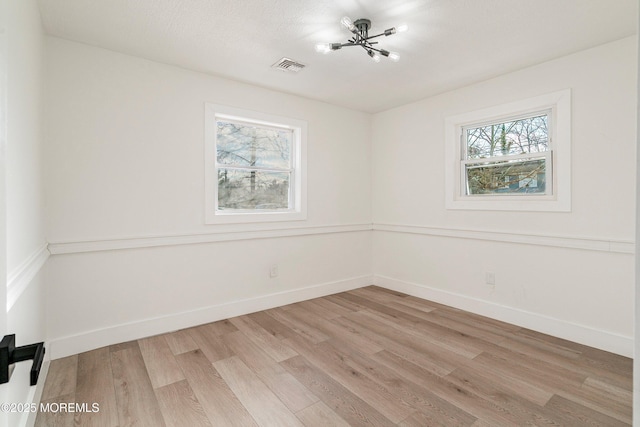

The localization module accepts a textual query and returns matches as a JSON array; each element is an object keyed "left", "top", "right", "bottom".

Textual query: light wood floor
[{"left": 35, "top": 286, "right": 632, "bottom": 426}]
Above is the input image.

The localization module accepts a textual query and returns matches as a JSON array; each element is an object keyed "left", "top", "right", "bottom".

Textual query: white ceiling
[{"left": 37, "top": 0, "right": 638, "bottom": 113}]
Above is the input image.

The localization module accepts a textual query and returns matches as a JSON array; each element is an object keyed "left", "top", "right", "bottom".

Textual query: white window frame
[
  {"left": 445, "top": 89, "right": 571, "bottom": 212},
  {"left": 205, "top": 103, "right": 307, "bottom": 224}
]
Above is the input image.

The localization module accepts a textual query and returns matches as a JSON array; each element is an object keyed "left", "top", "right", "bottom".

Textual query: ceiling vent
[{"left": 271, "top": 57, "right": 306, "bottom": 73}]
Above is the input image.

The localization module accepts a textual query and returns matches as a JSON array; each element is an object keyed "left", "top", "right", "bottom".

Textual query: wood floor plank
[
  {"left": 221, "top": 330, "right": 319, "bottom": 412},
  {"left": 74, "top": 347, "right": 119, "bottom": 427},
  {"left": 445, "top": 364, "right": 553, "bottom": 407},
  {"left": 247, "top": 310, "right": 299, "bottom": 340},
  {"left": 139, "top": 335, "right": 185, "bottom": 389},
  {"left": 205, "top": 318, "right": 239, "bottom": 336},
  {"left": 555, "top": 386, "right": 632, "bottom": 424},
  {"left": 310, "top": 296, "right": 357, "bottom": 317},
  {"left": 295, "top": 401, "right": 351, "bottom": 427},
  {"left": 444, "top": 367, "right": 560, "bottom": 425},
  {"left": 354, "top": 308, "right": 485, "bottom": 359},
  {"left": 350, "top": 287, "right": 412, "bottom": 305},
  {"left": 544, "top": 394, "right": 629, "bottom": 427},
  {"left": 281, "top": 355, "right": 396, "bottom": 427},
  {"left": 386, "top": 297, "right": 438, "bottom": 314},
  {"left": 109, "top": 340, "right": 139, "bottom": 353},
  {"left": 77, "top": 346, "right": 110, "bottom": 377},
  {"left": 371, "top": 349, "right": 528, "bottom": 426},
  {"left": 583, "top": 376, "right": 633, "bottom": 403},
  {"left": 335, "top": 311, "right": 463, "bottom": 376},
  {"left": 418, "top": 310, "right": 509, "bottom": 345},
  {"left": 325, "top": 293, "right": 369, "bottom": 311},
  {"left": 163, "top": 329, "right": 199, "bottom": 355},
  {"left": 399, "top": 410, "right": 474, "bottom": 427},
  {"left": 285, "top": 305, "right": 383, "bottom": 354},
  {"left": 334, "top": 341, "right": 478, "bottom": 426},
  {"left": 265, "top": 307, "right": 330, "bottom": 343},
  {"left": 229, "top": 315, "right": 298, "bottom": 362},
  {"left": 337, "top": 292, "right": 429, "bottom": 326},
  {"left": 110, "top": 344, "right": 166, "bottom": 427},
  {"left": 282, "top": 334, "right": 416, "bottom": 423},
  {"left": 154, "top": 379, "right": 212, "bottom": 427},
  {"left": 428, "top": 304, "right": 521, "bottom": 335},
  {"left": 176, "top": 349, "right": 257, "bottom": 427},
  {"left": 214, "top": 355, "right": 305, "bottom": 427},
  {"left": 472, "top": 351, "right": 586, "bottom": 396},
  {"left": 293, "top": 299, "right": 343, "bottom": 319},
  {"left": 35, "top": 393, "right": 76, "bottom": 427},
  {"left": 187, "top": 323, "right": 234, "bottom": 362},
  {"left": 502, "top": 329, "right": 632, "bottom": 392},
  {"left": 40, "top": 355, "right": 78, "bottom": 401}
]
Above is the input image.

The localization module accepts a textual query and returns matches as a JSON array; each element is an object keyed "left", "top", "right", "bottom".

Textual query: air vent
[{"left": 271, "top": 57, "right": 306, "bottom": 73}]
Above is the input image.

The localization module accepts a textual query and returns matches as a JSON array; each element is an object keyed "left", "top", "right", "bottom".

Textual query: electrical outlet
[
  {"left": 270, "top": 264, "right": 279, "bottom": 278},
  {"left": 485, "top": 272, "right": 495, "bottom": 285}
]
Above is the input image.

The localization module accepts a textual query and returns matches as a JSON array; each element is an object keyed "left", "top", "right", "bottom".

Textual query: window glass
[
  {"left": 462, "top": 111, "right": 551, "bottom": 196},
  {"left": 465, "top": 114, "right": 548, "bottom": 159}
]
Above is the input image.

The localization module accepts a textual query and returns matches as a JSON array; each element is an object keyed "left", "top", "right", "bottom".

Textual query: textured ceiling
[{"left": 37, "top": 0, "right": 638, "bottom": 113}]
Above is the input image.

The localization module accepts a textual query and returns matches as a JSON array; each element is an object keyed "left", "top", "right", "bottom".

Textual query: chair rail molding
[
  {"left": 7, "top": 244, "right": 49, "bottom": 310},
  {"left": 48, "top": 223, "right": 373, "bottom": 255},
  {"left": 373, "top": 223, "right": 634, "bottom": 254}
]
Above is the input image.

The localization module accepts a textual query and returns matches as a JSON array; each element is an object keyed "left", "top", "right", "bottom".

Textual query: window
[
  {"left": 445, "top": 90, "right": 571, "bottom": 211},
  {"left": 463, "top": 111, "right": 551, "bottom": 196},
  {"left": 205, "top": 104, "right": 307, "bottom": 224}
]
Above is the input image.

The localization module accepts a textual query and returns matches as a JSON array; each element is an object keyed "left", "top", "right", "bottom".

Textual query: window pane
[
  {"left": 466, "top": 114, "right": 548, "bottom": 159},
  {"left": 216, "top": 120, "right": 291, "bottom": 169},
  {"left": 466, "top": 158, "right": 546, "bottom": 195},
  {"left": 217, "top": 169, "right": 290, "bottom": 210}
]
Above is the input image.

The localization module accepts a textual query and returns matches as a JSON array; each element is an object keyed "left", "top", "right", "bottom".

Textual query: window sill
[
  {"left": 445, "top": 196, "right": 570, "bottom": 212},
  {"left": 205, "top": 210, "right": 307, "bottom": 225}
]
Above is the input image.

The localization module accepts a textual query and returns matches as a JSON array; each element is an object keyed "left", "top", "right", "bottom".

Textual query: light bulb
[
  {"left": 368, "top": 51, "right": 381, "bottom": 63},
  {"left": 315, "top": 43, "right": 331, "bottom": 54},
  {"left": 395, "top": 23, "right": 409, "bottom": 33},
  {"left": 388, "top": 51, "right": 400, "bottom": 62},
  {"left": 341, "top": 16, "right": 356, "bottom": 32}
]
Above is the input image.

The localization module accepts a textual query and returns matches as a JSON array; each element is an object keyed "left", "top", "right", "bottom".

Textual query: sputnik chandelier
[{"left": 315, "top": 16, "right": 408, "bottom": 62}]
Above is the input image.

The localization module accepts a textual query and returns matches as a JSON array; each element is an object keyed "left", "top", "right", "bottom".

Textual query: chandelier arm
[{"left": 364, "top": 32, "right": 387, "bottom": 41}]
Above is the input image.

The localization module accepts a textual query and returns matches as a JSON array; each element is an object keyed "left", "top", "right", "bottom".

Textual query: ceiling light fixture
[{"left": 315, "top": 16, "right": 407, "bottom": 62}]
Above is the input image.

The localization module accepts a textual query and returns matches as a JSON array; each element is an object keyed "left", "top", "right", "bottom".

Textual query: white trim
[
  {"left": 47, "top": 223, "right": 634, "bottom": 255},
  {"left": 7, "top": 244, "right": 49, "bottom": 310},
  {"left": 47, "top": 223, "right": 372, "bottom": 255},
  {"left": 373, "top": 274, "right": 633, "bottom": 357},
  {"left": 445, "top": 89, "right": 571, "bottom": 211},
  {"left": 373, "top": 223, "right": 634, "bottom": 254},
  {"left": 47, "top": 275, "right": 373, "bottom": 360}
]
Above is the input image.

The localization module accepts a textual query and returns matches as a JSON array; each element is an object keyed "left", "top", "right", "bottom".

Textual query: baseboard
[
  {"left": 48, "top": 275, "right": 373, "bottom": 360},
  {"left": 373, "top": 274, "right": 633, "bottom": 357}
]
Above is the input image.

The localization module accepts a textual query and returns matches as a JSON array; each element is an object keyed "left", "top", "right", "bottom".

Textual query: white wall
[
  {"left": 372, "top": 37, "right": 637, "bottom": 356},
  {"left": 44, "top": 38, "right": 372, "bottom": 358},
  {"left": 3, "top": 0, "right": 48, "bottom": 425}
]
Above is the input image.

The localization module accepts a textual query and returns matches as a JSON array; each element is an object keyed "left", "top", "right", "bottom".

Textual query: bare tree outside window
[
  {"left": 216, "top": 120, "right": 293, "bottom": 210},
  {"left": 464, "top": 113, "right": 549, "bottom": 195}
]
